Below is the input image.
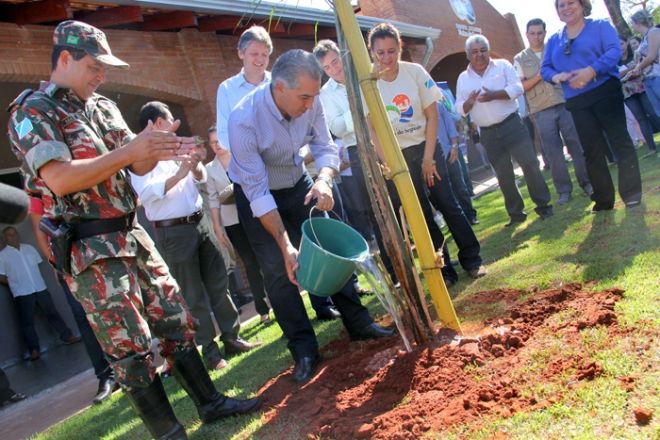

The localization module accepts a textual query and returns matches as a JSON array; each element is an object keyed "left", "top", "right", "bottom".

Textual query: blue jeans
[
  {"left": 643, "top": 76, "right": 660, "bottom": 117},
  {"left": 428, "top": 149, "right": 482, "bottom": 272},
  {"left": 234, "top": 174, "right": 373, "bottom": 361},
  {"left": 625, "top": 92, "right": 658, "bottom": 152},
  {"left": 479, "top": 113, "right": 553, "bottom": 220},
  {"left": 14, "top": 290, "right": 73, "bottom": 352},
  {"left": 532, "top": 104, "right": 591, "bottom": 196},
  {"left": 58, "top": 275, "right": 112, "bottom": 380}
]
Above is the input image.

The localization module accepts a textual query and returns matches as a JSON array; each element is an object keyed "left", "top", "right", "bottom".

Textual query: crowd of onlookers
[{"left": 1, "top": 4, "right": 656, "bottom": 436}]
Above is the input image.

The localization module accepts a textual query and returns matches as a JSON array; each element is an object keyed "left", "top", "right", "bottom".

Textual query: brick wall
[{"left": 0, "top": 22, "right": 314, "bottom": 141}]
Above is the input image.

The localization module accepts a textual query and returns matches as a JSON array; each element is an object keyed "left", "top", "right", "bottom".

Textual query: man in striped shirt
[{"left": 228, "top": 49, "right": 394, "bottom": 385}]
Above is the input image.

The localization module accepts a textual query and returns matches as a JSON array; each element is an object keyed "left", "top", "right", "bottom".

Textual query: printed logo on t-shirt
[{"left": 386, "top": 94, "right": 414, "bottom": 124}]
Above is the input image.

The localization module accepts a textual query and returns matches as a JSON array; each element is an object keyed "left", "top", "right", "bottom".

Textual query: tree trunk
[{"left": 604, "top": 0, "right": 633, "bottom": 38}]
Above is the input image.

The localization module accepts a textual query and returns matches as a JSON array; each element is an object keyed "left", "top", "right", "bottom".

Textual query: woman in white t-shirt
[{"left": 367, "top": 23, "right": 459, "bottom": 285}]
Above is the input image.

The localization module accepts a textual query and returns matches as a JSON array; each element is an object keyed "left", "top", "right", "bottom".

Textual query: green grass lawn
[{"left": 35, "top": 151, "right": 659, "bottom": 440}]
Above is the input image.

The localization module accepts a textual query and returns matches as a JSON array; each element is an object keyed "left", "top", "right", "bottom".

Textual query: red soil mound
[{"left": 257, "top": 284, "right": 625, "bottom": 439}]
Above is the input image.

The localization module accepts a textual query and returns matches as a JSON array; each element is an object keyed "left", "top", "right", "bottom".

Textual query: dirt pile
[{"left": 257, "top": 284, "right": 626, "bottom": 439}]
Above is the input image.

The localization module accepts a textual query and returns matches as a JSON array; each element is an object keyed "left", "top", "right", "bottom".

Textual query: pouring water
[{"left": 355, "top": 253, "right": 412, "bottom": 352}]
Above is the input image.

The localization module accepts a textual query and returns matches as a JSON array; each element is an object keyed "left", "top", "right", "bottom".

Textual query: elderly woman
[
  {"left": 541, "top": 0, "right": 642, "bottom": 211},
  {"left": 366, "top": 23, "right": 486, "bottom": 285},
  {"left": 630, "top": 9, "right": 660, "bottom": 117}
]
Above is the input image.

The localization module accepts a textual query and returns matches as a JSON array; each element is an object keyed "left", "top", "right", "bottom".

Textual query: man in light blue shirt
[
  {"left": 216, "top": 26, "right": 272, "bottom": 150},
  {"left": 228, "top": 49, "right": 393, "bottom": 385}
]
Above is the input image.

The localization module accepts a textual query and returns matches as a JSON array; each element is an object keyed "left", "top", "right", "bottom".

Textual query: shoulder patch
[{"left": 15, "top": 118, "right": 34, "bottom": 139}]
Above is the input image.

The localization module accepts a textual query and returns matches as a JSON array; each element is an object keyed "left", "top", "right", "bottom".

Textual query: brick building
[{"left": 0, "top": 0, "right": 522, "bottom": 366}]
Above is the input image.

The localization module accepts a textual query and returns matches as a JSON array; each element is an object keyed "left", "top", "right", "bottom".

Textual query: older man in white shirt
[
  {"left": 129, "top": 101, "right": 258, "bottom": 371},
  {"left": 0, "top": 227, "right": 79, "bottom": 361},
  {"left": 456, "top": 35, "right": 553, "bottom": 227}
]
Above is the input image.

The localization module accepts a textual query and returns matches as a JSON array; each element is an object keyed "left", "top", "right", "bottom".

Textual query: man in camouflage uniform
[{"left": 7, "top": 20, "right": 260, "bottom": 440}]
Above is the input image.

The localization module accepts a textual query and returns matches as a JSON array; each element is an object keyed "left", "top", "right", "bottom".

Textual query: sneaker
[{"left": 557, "top": 193, "right": 571, "bottom": 205}]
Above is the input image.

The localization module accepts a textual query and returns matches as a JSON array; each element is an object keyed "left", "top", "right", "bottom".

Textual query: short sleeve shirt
[{"left": 372, "top": 61, "right": 442, "bottom": 148}]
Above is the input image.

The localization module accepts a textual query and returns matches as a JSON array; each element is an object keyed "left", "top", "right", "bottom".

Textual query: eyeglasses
[{"left": 564, "top": 37, "right": 575, "bottom": 55}]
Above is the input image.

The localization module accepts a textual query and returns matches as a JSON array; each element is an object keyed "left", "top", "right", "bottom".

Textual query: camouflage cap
[{"left": 53, "top": 20, "right": 129, "bottom": 69}]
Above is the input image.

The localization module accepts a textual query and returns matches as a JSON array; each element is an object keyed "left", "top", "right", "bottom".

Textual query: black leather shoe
[
  {"left": 316, "top": 306, "right": 341, "bottom": 321},
  {"left": 171, "top": 348, "right": 261, "bottom": 423},
  {"left": 350, "top": 323, "right": 396, "bottom": 341},
  {"left": 292, "top": 355, "right": 321, "bottom": 384},
  {"left": 93, "top": 376, "right": 119, "bottom": 405},
  {"left": 223, "top": 337, "right": 262, "bottom": 357},
  {"left": 469, "top": 217, "right": 480, "bottom": 225},
  {"left": 504, "top": 216, "right": 526, "bottom": 228}
]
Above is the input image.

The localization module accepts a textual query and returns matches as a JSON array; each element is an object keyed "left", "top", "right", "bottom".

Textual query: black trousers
[
  {"left": 235, "top": 175, "right": 373, "bottom": 361},
  {"left": 566, "top": 78, "right": 642, "bottom": 208},
  {"left": 386, "top": 142, "right": 459, "bottom": 282},
  {"left": 225, "top": 223, "right": 270, "bottom": 316}
]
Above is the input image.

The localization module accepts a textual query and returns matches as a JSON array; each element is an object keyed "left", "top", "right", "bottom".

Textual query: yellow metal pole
[{"left": 334, "top": 0, "right": 461, "bottom": 332}]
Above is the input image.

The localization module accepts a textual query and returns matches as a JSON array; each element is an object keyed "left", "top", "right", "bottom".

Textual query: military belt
[
  {"left": 153, "top": 210, "right": 203, "bottom": 228},
  {"left": 74, "top": 213, "right": 136, "bottom": 240}
]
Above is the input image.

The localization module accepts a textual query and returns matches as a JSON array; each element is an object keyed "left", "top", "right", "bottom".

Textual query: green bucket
[{"left": 297, "top": 216, "right": 369, "bottom": 297}]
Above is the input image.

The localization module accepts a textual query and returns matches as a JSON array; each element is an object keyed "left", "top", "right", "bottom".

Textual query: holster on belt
[{"left": 39, "top": 217, "right": 73, "bottom": 276}]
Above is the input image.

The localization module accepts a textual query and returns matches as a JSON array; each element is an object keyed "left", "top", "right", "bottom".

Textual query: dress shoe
[
  {"left": 538, "top": 209, "right": 554, "bottom": 220},
  {"left": 292, "top": 355, "right": 321, "bottom": 383},
  {"left": 1, "top": 392, "right": 27, "bottom": 407},
  {"left": 504, "top": 216, "right": 526, "bottom": 228},
  {"left": 444, "top": 278, "right": 455, "bottom": 288},
  {"left": 469, "top": 217, "right": 480, "bottom": 225},
  {"left": 223, "top": 337, "right": 261, "bottom": 357},
  {"left": 205, "top": 357, "right": 228, "bottom": 370},
  {"left": 350, "top": 323, "right": 396, "bottom": 341},
  {"left": 582, "top": 184, "right": 594, "bottom": 197},
  {"left": 93, "top": 377, "right": 119, "bottom": 405},
  {"left": 467, "top": 266, "right": 487, "bottom": 279},
  {"left": 590, "top": 203, "right": 614, "bottom": 213},
  {"left": 316, "top": 306, "right": 341, "bottom": 321},
  {"left": 625, "top": 200, "right": 641, "bottom": 209},
  {"left": 63, "top": 335, "right": 82, "bottom": 345}
]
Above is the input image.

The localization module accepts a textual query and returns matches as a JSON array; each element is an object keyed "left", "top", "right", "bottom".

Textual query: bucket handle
[{"left": 308, "top": 206, "right": 341, "bottom": 249}]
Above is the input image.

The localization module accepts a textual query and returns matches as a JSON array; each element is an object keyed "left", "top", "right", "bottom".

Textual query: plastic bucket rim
[{"left": 302, "top": 217, "right": 369, "bottom": 263}]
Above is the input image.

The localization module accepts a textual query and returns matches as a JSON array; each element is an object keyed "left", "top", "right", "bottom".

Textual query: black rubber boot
[
  {"left": 124, "top": 375, "right": 187, "bottom": 440},
  {"left": 171, "top": 348, "right": 261, "bottom": 423}
]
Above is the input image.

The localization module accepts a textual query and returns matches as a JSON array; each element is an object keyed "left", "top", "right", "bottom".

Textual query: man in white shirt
[
  {"left": 129, "top": 101, "right": 259, "bottom": 371},
  {"left": 513, "top": 18, "right": 592, "bottom": 206},
  {"left": 456, "top": 34, "right": 553, "bottom": 227},
  {"left": 0, "top": 227, "right": 80, "bottom": 361}
]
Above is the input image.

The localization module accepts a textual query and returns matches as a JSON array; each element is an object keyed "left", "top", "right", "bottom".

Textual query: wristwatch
[{"left": 317, "top": 174, "right": 334, "bottom": 188}]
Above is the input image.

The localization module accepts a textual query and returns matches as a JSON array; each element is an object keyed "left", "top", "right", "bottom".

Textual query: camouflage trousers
[{"left": 65, "top": 232, "right": 196, "bottom": 389}]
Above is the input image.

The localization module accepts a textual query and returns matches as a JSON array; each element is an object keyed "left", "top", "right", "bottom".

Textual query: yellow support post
[{"left": 334, "top": 0, "right": 461, "bottom": 332}]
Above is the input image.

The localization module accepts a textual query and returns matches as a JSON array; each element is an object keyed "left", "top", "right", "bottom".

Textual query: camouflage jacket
[{"left": 7, "top": 81, "right": 148, "bottom": 275}]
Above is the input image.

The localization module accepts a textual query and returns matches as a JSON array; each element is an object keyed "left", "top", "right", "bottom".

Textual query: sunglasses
[{"left": 564, "top": 37, "right": 575, "bottom": 55}]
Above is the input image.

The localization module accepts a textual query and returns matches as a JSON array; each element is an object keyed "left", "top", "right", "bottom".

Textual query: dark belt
[
  {"left": 73, "top": 213, "right": 136, "bottom": 240},
  {"left": 480, "top": 112, "right": 518, "bottom": 131},
  {"left": 153, "top": 210, "right": 203, "bottom": 228}
]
